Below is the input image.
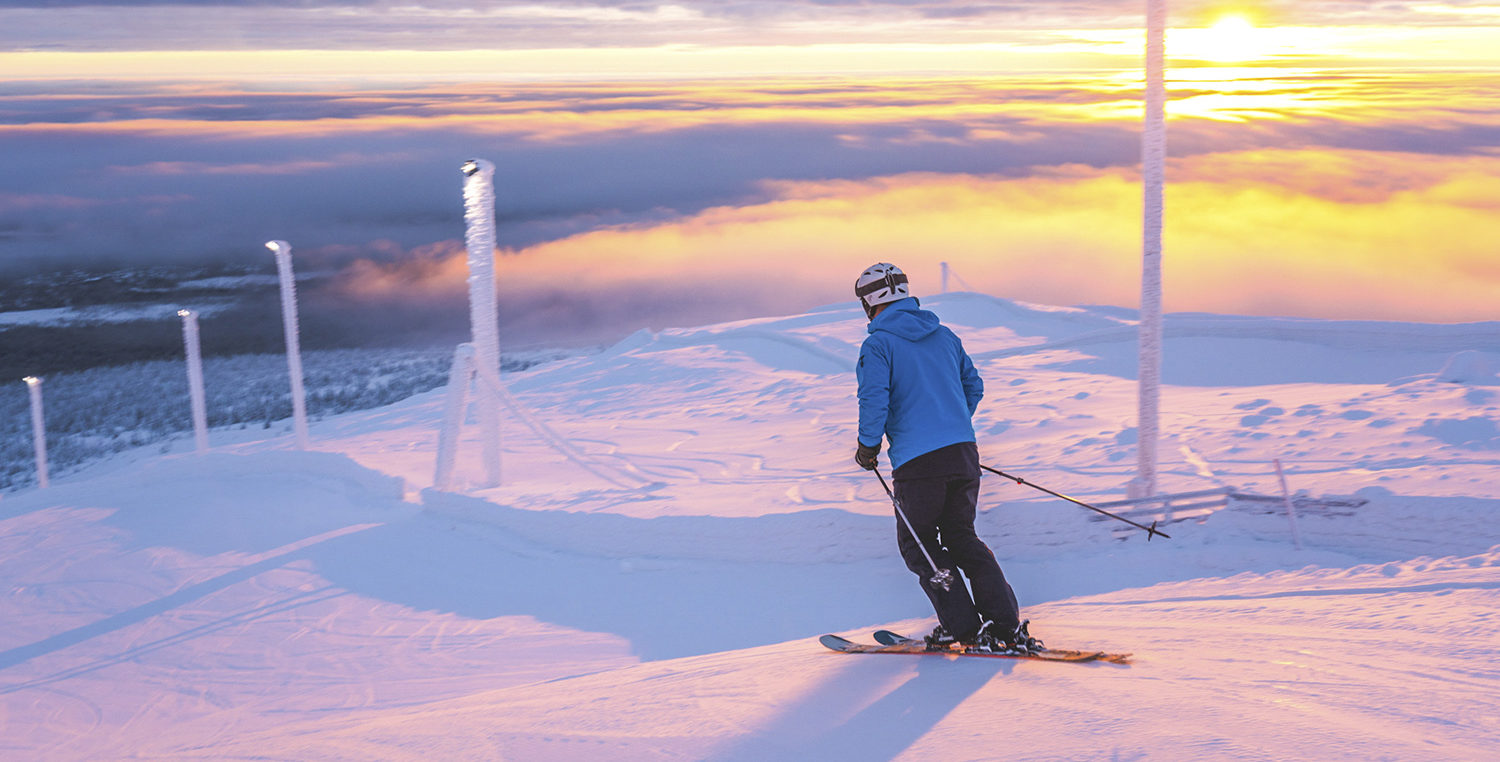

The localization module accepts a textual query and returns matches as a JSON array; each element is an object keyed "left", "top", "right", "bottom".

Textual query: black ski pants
[{"left": 892, "top": 442, "right": 1019, "bottom": 642}]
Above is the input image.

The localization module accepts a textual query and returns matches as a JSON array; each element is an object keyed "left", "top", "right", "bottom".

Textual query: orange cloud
[
  {"left": 330, "top": 241, "right": 469, "bottom": 302},
  {"left": 0, "top": 76, "right": 1117, "bottom": 144},
  {"left": 105, "top": 159, "right": 339, "bottom": 176},
  {"left": 4, "top": 70, "right": 1492, "bottom": 153},
  {"left": 333, "top": 148, "right": 1499, "bottom": 331},
  {"left": 0, "top": 192, "right": 105, "bottom": 212},
  {"left": 462, "top": 151, "right": 1499, "bottom": 324},
  {"left": 1164, "top": 152, "right": 1500, "bottom": 320}
]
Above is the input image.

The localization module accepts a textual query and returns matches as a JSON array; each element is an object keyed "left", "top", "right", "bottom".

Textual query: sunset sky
[{"left": 2, "top": 1, "right": 1497, "bottom": 345}]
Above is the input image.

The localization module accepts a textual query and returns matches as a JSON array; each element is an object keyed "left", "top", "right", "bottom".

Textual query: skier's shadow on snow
[
  {"left": 294, "top": 514, "right": 918, "bottom": 661},
  {"left": 0, "top": 453, "right": 915, "bottom": 671},
  {"left": 711, "top": 656, "right": 1006, "bottom": 761}
]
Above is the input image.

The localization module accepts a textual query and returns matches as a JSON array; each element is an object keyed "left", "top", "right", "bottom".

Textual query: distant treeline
[
  {"left": 1, "top": 298, "right": 469, "bottom": 378},
  {"left": 1, "top": 261, "right": 476, "bottom": 377},
  {"left": 0, "top": 264, "right": 263, "bottom": 312}
]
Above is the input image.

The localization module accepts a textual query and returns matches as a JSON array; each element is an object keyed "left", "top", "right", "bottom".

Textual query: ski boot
[
  {"left": 1009, "top": 620, "right": 1045, "bottom": 653},
  {"left": 970, "top": 619, "right": 1045, "bottom": 654},
  {"left": 967, "top": 619, "right": 1014, "bottom": 654},
  {"left": 923, "top": 624, "right": 960, "bottom": 651}
]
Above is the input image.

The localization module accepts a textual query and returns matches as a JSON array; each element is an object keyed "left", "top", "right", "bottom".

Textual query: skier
[{"left": 852, "top": 263, "right": 1042, "bottom": 652}]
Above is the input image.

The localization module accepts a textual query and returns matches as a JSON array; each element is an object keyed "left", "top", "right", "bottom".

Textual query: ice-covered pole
[
  {"left": 1274, "top": 459, "right": 1304, "bottom": 550},
  {"left": 1132, "top": 0, "right": 1167, "bottom": 499},
  {"left": 23, "top": 376, "right": 49, "bottom": 488},
  {"left": 266, "top": 240, "right": 310, "bottom": 449},
  {"left": 940, "top": 262, "right": 950, "bottom": 294},
  {"left": 461, "top": 158, "right": 503, "bottom": 486},
  {"left": 178, "top": 309, "right": 210, "bottom": 454}
]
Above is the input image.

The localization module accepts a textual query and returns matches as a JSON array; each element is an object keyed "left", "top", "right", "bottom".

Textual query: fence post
[
  {"left": 178, "top": 309, "right": 210, "bottom": 454},
  {"left": 266, "top": 240, "right": 311, "bottom": 449},
  {"left": 23, "top": 376, "right": 49, "bottom": 488}
]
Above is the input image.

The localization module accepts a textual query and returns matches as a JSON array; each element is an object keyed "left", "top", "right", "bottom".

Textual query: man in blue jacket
[{"left": 853, "top": 262, "right": 1040, "bottom": 652}]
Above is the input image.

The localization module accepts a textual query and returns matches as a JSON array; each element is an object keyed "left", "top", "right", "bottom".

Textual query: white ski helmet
[{"left": 854, "top": 262, "right": 910, "bottom": 318}]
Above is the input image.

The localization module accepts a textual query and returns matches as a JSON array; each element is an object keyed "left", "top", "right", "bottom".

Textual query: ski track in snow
[{"left": 1, "top": 295, "right": 1498, "bottom": 760}]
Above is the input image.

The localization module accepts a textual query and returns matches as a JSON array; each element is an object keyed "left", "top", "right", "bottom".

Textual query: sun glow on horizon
[
  {"left": 5, "top": 19, "right": 1499, "bottom": 85},
  {"left": 1173, "top": 14, "right": 1276, "bottom": 63},
  {"left": 1211, "top": 15, "right": 1260, "bottom": 59}
]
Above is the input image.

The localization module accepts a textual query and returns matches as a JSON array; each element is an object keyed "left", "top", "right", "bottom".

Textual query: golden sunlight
[
  {"left": 1174, "top": 14, "right": 1269, "bottom": 63},
  {"left": 1210, "top": 15, "right": 1259, "bottom": 58},
  {"left": 457, "top": 153, "right": 1500, "bottom": 323}
]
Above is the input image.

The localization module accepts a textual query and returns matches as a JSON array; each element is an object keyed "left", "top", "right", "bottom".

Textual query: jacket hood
[{"left": 867, "top": 298, "right": 940, "bottom": 341}]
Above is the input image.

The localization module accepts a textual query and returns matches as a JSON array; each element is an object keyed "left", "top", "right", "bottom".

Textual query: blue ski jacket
[{"left": 856, "top": 298, "right": 983, "bottom": 470}]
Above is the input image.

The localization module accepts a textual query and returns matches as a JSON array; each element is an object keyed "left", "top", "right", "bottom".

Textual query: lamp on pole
[
  {"left": 461, "top": 158, "right": 503, "bottom": 486},
  {"left": 266, "top": 240, "right": 311, "bottom": 449},
  {"left": 178, "top": 309, "right": 210, "bottom": 454},
  {"left": 23, "top": 376, "right": 48, "bottom": 488}
]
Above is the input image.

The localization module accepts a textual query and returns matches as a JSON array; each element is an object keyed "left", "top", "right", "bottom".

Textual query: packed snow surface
[{"left": 2, "top": 294, "right": 1497, "bottom": 760}]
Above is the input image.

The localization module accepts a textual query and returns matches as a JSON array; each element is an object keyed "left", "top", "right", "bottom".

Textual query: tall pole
[
  {"left": 461, "top": 158, "right": 503, "bottom": 486},
  {"left": 1133, "top": 0, "right": 1167, "bottom": 499},
  {"left": 266, "top": 240, "right": 311, "bottom": 449},
  {"left": 178, "top": 309, "right": 210, "bottom": 454},
  {"left": 23, "top": 376, "right": 48, "bottom": 488}
]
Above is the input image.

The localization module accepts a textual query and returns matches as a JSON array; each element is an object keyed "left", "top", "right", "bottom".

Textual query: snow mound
[{"left": 1437, "top": 349, "right": 1498, "bottom": 384}]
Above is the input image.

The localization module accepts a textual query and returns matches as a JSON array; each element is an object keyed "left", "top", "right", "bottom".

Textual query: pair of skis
[{"left": 821, "top": 630, "right": 1131, "bottom": 664}]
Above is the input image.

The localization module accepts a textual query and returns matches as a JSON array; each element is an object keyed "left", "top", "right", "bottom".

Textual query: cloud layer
[
  {"left": 330, "top": 150, "right": 1500, "bottom": 349},
  {"left": 2, "top": 66, "right": 1496, "bottom": 346}
]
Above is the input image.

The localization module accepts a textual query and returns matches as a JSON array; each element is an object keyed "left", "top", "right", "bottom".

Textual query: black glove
[{"left": 854, "top": 440, "right": 881, "bottom": 471}]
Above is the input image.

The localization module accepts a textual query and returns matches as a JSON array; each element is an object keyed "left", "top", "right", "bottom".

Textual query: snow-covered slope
[{"left": 2, "top": 295, "right": 1497, "bottom": 760}]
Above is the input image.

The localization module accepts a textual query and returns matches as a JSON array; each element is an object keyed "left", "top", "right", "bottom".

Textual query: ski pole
[
  {"left": 873, "top": 469, "right": 956, "bottom": 591},
  {"left": 980, "top": 464, "right": 1170, "bottom": 541}
]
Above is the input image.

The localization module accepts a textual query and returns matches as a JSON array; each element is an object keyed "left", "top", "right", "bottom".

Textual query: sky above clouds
[
  {"left": 5, "top": 1, "right": 1500, "bottom": 51},
  {"left": 1, "top": 1, "right": 1497, "bottom": 347}
]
